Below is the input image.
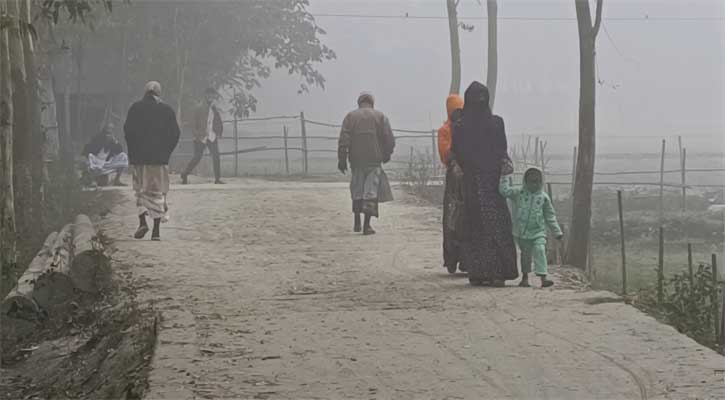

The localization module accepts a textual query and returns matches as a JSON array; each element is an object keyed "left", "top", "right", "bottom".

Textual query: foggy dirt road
[{"left": 101, "top": 179, "right": 724, "bottom": 400}]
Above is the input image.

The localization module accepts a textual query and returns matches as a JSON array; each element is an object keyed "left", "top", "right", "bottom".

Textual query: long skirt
[
  {"left": 132, "top": 165, "right": 169, "bottom": 221},
  {"left": 442, "top": 163, "right": 464, "bottom": 269},
  {"left": 460, "top": 168, "right": 518, "bottom": 282},
  {"left": 350, "top": 166, "right": 393, "bottom": 218}
]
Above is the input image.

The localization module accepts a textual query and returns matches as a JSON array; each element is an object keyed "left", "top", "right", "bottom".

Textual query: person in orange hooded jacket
[
  {"left": 437, "top": 95, "right": 464, "bottom": 166},
  {"left": 438, "top": 94, "right": 465, "bottom": 274}
]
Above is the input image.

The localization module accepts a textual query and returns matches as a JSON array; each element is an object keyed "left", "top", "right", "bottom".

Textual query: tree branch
[{"left": 592, "top": 0, "right": 603, "bottom": 38}]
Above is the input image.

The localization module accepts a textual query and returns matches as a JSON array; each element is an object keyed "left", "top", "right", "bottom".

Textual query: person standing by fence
[
  {"left": 124, "top": 81, "right": 180, "bottom": 241},
  {"left": 438, "top": 94, "right": 465, "bottom": 274},
  {"left": 338, "top": 92, "right": 395, "bottom": 235},
  {"left": 181, "top": 88, "right": 224, "bottom": 185}
]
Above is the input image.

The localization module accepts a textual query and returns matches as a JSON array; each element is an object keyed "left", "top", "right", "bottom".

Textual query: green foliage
[
  {"left": 38, "top": 0, "right": 117, "bottom": 24},
  {"left": 662, "top": 264, "right": 719, "bottom": 347},
  {"left": 65, "top": 0, "right": 335, "bottom": 118},
  {"left": 638, "top": 263, "right": 720, "bottom": 349},
  {"left": 0, "top": 8, "right": 37, "bottom": 39}
]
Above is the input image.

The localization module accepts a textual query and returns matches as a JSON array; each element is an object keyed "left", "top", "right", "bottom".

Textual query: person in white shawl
[{"left": 82, "top": 122, "right": 128, "bottom": 186}]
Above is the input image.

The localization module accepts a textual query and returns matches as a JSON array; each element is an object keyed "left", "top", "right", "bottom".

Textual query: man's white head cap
[{"left": 145, "top": 81, "right": 162, "bottom": 96}]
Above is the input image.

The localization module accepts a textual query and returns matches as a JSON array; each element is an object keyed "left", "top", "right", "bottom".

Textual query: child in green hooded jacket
[{"left": 499, "top": 167, "right": 563, "bottom": 288}]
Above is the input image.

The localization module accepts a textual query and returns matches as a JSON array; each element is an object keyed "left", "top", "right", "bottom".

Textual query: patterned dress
[
  {"left": 442, "top": 163, "right": 464, "bottom": 271},
  {"left": 459, "top": 168, "right": 519, "bottom": 283}
]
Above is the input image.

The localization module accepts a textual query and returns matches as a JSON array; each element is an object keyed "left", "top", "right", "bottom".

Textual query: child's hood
[{"left": 523, "top": 167, "right": 544, "bottom": 193}]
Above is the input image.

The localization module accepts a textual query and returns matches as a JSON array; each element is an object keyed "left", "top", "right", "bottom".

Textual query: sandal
[{"left": 134, "top": 225, "right": 149, "bottom": 239}]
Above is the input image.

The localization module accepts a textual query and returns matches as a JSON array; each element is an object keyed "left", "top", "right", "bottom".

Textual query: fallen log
[
  {"left": 1, "top": 232, "right": 58, "bottom": 320},
  {"left": 32, "top": 224, "right": 76, "bottom": 312},
  {"left": 71, "top": 214, "right": 111, "bottom": 293}
]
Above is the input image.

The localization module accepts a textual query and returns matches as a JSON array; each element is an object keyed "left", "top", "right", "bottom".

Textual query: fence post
[
  {"left": 571, "top": 146, "right": 577, "bottom": 196},
  {"left": 547, "top": 183, "right": 561, "bottom": 264},
  {"left": 659, "top": 139, "right": 666, "bottom": 224},
  {"left": 430, "top": 129, "right": 437, "bottom": 167},
  {"left": 300, "top": 111, "right": 308, "bottom": 175},
  {"left": 712, "top": 254, "right": 719, "bottom": 343},
  {"left": 618, "top": 190, "right": 627, "bottom": 296},
  {"left": 587, "top": 236, "right": 594, "bottom": 280},
  {"left": 283, "top": 125, "right": 290, "bottom": 176},
  {"left": 681, "top": 148, "right": 687, "bottom": 213},
  {"left": 233, "top": 110, "right": 239, "bottom": 177},
  {"left": 658, "top": 226, "right": 665, "bottom": 304},
  {"left": 687, "top": 243, "right": 694, "bottom": 290},
  {"left": 539, "top": 141, "right": 546, "bottom": 174},
  {"left": 721, "top": 285, "right": 725, "bottom": 353}
]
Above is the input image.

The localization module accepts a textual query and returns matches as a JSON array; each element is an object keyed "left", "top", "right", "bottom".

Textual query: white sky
[{"left": 249, "top": 0, "right": 724, "bottom": 155}]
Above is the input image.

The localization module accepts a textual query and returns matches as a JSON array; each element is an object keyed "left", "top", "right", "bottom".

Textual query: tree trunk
[
  {"left": 70, "top": 214, "right": 111, "bottom": 293},
  {"left": 32, "top": 223, "right": 74, "bottom": 311},
  {"left": 32, "top": 215, "right": 109, "bottom": 310},
  {"left": 22, "top": 0, "right": 46, "bottom": 230},
  {"left": 446, "top": 0, "right": 461, "bottom": 95},
  {"left": 486, "top": 0, "right": 498, "bottom": 110},
  {"left": 567, "top": 0, "right": 603, "bottom": 269},
  {"left": 73, "top": 34, "right": 84, "bottom": 147},
  {"left": 8, "top": 0, "right": 32, "bottom": 238},
  {"left": 0, "top": 0, "right": 17, "bottom": 270},
  {"left": 1, "top": 231, "right": 57, "bottom": 319},
  {"left": 46, "top": 20, "right": 74, "bottom": 170}
]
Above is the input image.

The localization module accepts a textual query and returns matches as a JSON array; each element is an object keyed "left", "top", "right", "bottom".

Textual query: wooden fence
[
  {"left": 614, "top": 188, "right": 724, "bottom": 351},
  {"left": 173, "top": 113, "right": 725, "bottom": 193}
]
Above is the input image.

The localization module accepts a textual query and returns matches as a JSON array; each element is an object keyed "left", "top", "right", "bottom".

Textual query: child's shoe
[{"left": 539, "top": 275, "right": 554, "bottom": 288}]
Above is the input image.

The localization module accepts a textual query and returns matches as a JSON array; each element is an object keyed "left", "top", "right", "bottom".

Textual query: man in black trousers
[{"left": 181, "top": 87, "right": 225, "bottom": 184}]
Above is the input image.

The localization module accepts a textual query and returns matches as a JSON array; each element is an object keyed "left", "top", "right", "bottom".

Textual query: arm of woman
[
  {"left": 450, "top": 109, "right": 464, "bottom": 169},
  {"left": 494, "top": 115, "right": 508, "bottom": 158}
]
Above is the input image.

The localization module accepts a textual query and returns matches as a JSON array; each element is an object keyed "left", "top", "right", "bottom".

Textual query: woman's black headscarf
[{"left": 454, "top": 81, "right": 507, "bottom": 173}]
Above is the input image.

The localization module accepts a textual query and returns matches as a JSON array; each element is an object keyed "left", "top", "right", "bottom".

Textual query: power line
[
  {"left": 312, "top": 13, "right": 724, "bottom": 22},
  {"left": 602, "top": 23, "right": 638, "bottom": 66}
]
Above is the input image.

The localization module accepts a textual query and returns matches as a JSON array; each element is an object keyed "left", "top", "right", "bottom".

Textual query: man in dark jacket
[
  {"left": 180, "top": 87, "right": 224, "bottom": 184},
  {"left": 124, "top": 81, "right": 180, "bottom": 241},
  {"left": 338, "top": 92, "right": 395, "bottom": 235}
]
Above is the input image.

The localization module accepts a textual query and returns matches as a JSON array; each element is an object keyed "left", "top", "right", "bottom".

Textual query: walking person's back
[
  {"left": 338, "top": 92, "right": 395, "bottom": 235},
  {"left": 124, "top": 81, "right": 180, "bottom": 241}
]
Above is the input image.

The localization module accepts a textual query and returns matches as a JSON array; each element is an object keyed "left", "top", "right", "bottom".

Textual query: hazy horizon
[{"left": 241, "top": 0, "right": 724, "bottom": 157}]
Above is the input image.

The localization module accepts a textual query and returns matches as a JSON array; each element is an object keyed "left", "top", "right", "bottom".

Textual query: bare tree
[
  {"left": 485, "top": 0, "right": 498, "bottom": 109},
  {"left": 446, "top": 0, "right": 461, "bottom": 94},
  {"left": 1, "top": 0, "right": 17, "bottom": 268},
  {"left": 7, "top": 0, "right": 31, "bottom": 232},
  {"left": 22, "top": 0, "right": 46, "bottom": 229},
  {"left": 566, "top": 0, "right": 603, "bottom": 269}
]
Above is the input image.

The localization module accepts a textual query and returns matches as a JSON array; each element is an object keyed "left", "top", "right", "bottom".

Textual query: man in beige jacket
[
  {"left": 338, "top": 92, "right": 395, "bottom": 235},
  {"left": 181, "top": 88, "right": 224, "bottom": 184}
]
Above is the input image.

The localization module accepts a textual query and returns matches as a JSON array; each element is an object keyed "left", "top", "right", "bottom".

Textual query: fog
[{"left": 252, "top": 0, "right": 725, "bottom": 157}]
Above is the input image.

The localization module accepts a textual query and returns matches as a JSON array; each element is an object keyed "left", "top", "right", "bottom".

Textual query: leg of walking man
[
  {"left": 208, "top": 139, "right": 224, "bottom": 184},
  {"left": 181, "top": 140, "right": 207, "bottom": 184}
]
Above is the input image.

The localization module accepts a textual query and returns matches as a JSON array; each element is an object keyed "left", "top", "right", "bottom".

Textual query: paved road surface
[{"left": 101, "top": 179, "right": 724, "bottom": 399}]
